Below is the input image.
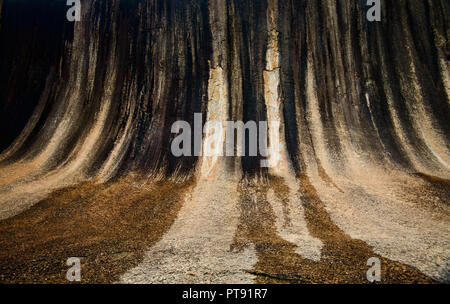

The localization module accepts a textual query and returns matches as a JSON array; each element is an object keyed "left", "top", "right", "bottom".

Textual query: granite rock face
[
  {"left": 1, "top": 0, "right": 448, "bottom": 181},
  {"left": 0, "top": 0, "right": 449, "bottom": 284}
]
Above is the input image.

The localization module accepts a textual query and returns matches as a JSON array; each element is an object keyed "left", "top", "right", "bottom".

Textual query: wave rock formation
[{"left": 0, "top": 0, "right": 448, "bottom": 284}]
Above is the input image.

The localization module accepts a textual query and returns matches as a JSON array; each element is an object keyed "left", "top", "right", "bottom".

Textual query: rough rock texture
[{"left": 0, "top": 0, "right": 448, "bottom": 283}]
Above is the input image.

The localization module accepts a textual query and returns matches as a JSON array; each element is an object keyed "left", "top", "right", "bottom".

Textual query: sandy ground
[
  {"left": 0, "top": 166, "right": 447, "bottom": 283},
  {"left": 309, "top": 169, "right": 450, "bottom": 282},
  {"left": 119, "top": 169, "right": 257, "bottom": 284},
  {"left": 0, "top": 176, "right": 195, "bottom": 283}
]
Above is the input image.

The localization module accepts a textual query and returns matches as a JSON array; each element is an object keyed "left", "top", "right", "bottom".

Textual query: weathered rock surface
[{"left": 0, "top": 0, "right": 448, "bottom": 283}]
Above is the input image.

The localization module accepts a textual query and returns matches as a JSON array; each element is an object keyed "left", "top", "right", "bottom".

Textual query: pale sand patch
[
  {"left": 262, "top": 0, "right": 322, "bottom": 261},
  {"left": 308, "top": 167, "right": 450, "bottom": 282},
  {"left": 119, "top": 171, "right": 257, "bottom": 284},
  {"left": 267, "top": 187, "right": 323, "bottom": 261}
]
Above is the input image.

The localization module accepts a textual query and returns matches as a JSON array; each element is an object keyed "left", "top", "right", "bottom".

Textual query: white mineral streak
[
  {"left": 200, "top": 65, "right": 228, "bottom": 178},
  {"left": 264, "top": 0, "right": 323, "bottom": 261},
  {"left": 120, "top": 1, "right": 257, "bottom": 283},
  {"left": 263, "top": 0, "right": 284, "bottom": 174},
  {"left": 120, "top": 63, "right": 257, "bottom": 283}
]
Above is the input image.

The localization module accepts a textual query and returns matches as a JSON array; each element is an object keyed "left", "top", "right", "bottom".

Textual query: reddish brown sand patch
[
  {"left": 232, "top": 175, "right": 436, "bottom": 284},
  {"left": 0, "top": 175, "right": 195, "bottom": 283}
]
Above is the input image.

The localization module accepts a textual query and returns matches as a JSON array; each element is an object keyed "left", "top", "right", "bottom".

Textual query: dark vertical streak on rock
[{"left": 228, "top": 0, "right": 268, "bottom": 177}]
